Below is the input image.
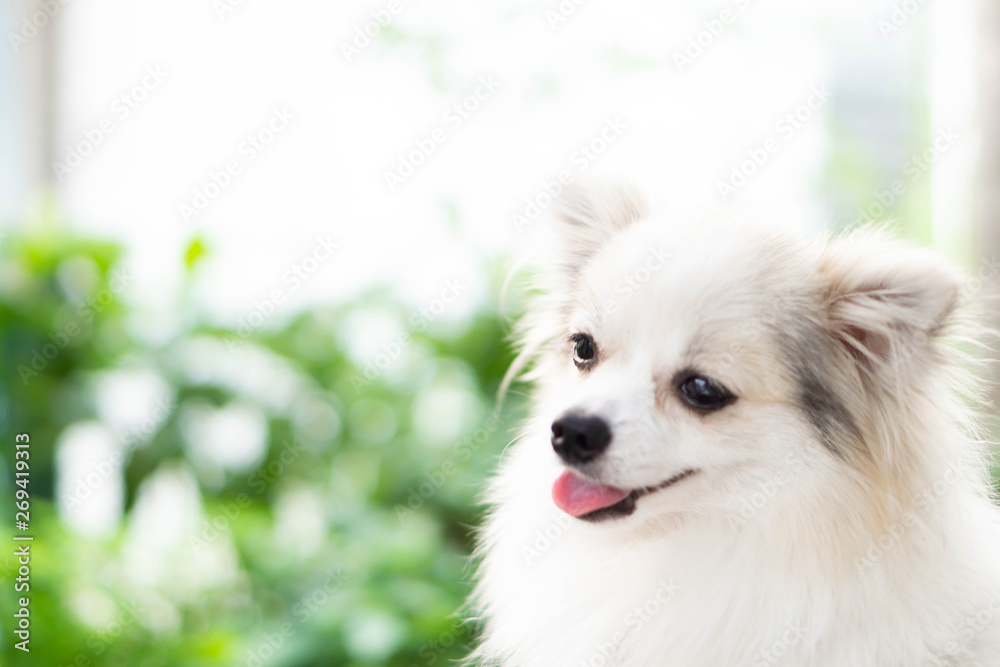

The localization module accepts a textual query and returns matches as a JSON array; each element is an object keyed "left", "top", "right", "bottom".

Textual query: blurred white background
[{"left": 0, "top": 0, "right": 994, "bottom": 337}]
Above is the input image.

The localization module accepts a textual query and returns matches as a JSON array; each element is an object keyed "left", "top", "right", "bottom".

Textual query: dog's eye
[
  {"left": 678, "top": 374, "right": 735, "bottom": 411},
  {"left": 571, "top": 334, "right": 597, "bottom": 367}
]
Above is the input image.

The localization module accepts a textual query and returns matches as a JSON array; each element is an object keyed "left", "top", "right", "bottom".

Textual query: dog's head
[{"left": 525, "top": 186, "right": 964, "bottom": 526}]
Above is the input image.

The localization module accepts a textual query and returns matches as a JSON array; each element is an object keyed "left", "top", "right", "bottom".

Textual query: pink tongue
[{"left": 552, "top": 471, "right": 631, "bottom": 517}]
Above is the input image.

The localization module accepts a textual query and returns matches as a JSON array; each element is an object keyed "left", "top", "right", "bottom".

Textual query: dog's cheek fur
[{"left": 777, "top": 326, "right": 866, "bottom": 461}]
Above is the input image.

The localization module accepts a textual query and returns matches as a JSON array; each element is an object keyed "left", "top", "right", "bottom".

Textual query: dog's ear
[
  {"left": 552, "top": 184, "right": 647, "bottom": 277},
  {"left": 818, "top": 228, "right": 963, "bottom": 372}
]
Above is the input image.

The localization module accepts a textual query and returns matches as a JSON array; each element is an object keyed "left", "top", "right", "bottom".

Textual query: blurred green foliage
[{"left": 0, "top": 227, "right": 522, "bottom": 666}]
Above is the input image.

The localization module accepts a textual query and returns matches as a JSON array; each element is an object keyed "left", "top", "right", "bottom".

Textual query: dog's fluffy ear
[
  {"left": 552, "top": 184, "right": 647, "bottom": 277},
  {"left": 819, "top": 228, "right": 963, "bottom": 372}
]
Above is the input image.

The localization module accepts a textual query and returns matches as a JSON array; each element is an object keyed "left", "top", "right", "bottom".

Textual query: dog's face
[{"left": 533, "top": 187, "right": 962, "bottom": 525}]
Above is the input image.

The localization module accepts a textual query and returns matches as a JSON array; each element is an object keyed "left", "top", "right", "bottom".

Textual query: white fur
[{"left": 469, "top": 187, "right": 1000, "bottom": 667}]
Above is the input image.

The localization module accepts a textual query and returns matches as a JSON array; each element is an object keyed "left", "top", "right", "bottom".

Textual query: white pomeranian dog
[{"left": 468, "top": 185, "right": 1000, "bottom": 666}]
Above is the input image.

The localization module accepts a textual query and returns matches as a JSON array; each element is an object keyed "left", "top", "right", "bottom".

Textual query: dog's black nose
[{"left": 551, "top": 414, "right": 611, "bottom": 464}]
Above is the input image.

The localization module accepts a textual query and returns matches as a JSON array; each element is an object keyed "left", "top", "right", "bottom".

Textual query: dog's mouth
[{"left": 552, "top": 469, "right": 698, "bottom": 523}]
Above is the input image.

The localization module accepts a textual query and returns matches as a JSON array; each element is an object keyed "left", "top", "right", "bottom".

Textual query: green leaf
[{"left": 184, "top": 237, "right": 208, "bottom": 271}]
